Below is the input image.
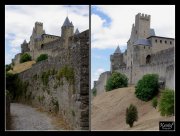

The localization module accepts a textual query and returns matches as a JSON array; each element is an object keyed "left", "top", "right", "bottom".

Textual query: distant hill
[
  {"left": 8, "top": 61, "right": 36, "bottom": 74},
  {"left": 91, "top": 86, "right": 174, "bottom": 130}
]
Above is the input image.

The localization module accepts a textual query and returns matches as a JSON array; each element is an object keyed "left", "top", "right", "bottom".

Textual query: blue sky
[
  {"left": 5, "top": 5, "right": 89, "bottom": 65},
  {"left": 91, "top": 5, "right": 175, "bottom": 88}
]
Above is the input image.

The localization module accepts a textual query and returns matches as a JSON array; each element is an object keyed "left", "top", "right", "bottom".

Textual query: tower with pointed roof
[
  {"left": 110, "top": 45, "right": 125, "bottom": 72},
  {"left": 61, "top": 16, "right": 74, "bottom": 39}
]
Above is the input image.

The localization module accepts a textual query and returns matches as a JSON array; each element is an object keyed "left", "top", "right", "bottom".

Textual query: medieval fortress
[
  {"left": 94, "top": 13, "right": 175, "bottom": 96},
  {"left": 12, "top": 17, "right": 82, "bottom": 64},
  {"left": 11, "top": 17, "right": 89, "bottom": 130}
]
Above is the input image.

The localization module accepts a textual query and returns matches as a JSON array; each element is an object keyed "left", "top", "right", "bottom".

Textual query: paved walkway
[{"left": 10, "top": 103, "right": 57, "bottom": 130}]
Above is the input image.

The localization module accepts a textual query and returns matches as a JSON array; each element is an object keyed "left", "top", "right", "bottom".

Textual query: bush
[
  {"left": 135, "top": 74, "right": 159, "bottom": 101},
  {"left": 6, "top": 64, "right": 12, "bottom": 71},
  {"left": 126, "top": 104, "right": 138, "bottom": 128},
  {"left": 105, "top": 72, "right": 128, "bottom": 91},
  {"left": 36, "top": 54, "right": 48, "bottom": 62},
  {"left": 159, "top": 89, "right": 174, "bottom": 116},
  {"left": 152, "top": 97, "right": 158, "bottom": 109},
  {"left": 20, "top": 53, "right": 32, "bottom": 63},
  {"left": 92, "top": 88, "right": 97, "bottom": 96}
]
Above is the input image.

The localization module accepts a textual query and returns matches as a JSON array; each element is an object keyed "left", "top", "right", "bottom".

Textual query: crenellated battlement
[
  {"left": 35, "top": 22, "right": 43, "bottom": 26},
  {"left": 136, "top": 13, "right": 150, "bottom": 21}
]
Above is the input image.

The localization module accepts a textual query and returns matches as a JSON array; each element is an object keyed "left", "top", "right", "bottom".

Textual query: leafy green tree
[
  {"left": 135, "top": 74, "right": 159, "bottom": 101},
  {"left": 159, "top": 89, "right": 174, "bottom": 116},
  {"left": 126, "top": 104, "right": 138, "bottom": 128},
  {"left": 106, "top": 72, "right": 128, "bottom": 91},
  {"left": 20, "top": 53, "right": 32, "bottom": 63},
  {"left": 36, "top": 54, "right": 48, "bottom": 62}
]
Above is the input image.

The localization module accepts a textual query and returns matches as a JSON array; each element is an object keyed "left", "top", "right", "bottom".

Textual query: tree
[
  {"left": 36, "top": 54, "right": 48, "bottom": 62},
  {"left": 105, "top": 72, "right": 128, "bottom": 91},
  {"left": 135, "top": 74, "right": 159, "bottom": 101},
  {"left": 126, "top": 104, "right": 138, "bottom": 128},
  {"left": 159, "top": 89, "right": 174, "bottom": 116},
  {"left": 152, "top": 97, "right": 158, "bottom": 109},
  {"left": 20, "top": 53, "right": 32, "bottom": 63},
  {"left": 5, "top": 64, "right": 12, "bottom": 72}
]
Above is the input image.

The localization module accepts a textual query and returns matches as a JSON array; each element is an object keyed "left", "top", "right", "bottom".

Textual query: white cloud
[
  {"left": 92, "top": 5, "right": 175, "bottom": 49},
  {"left": 5, "top": 5, "right": 89, "bottom": 64}
]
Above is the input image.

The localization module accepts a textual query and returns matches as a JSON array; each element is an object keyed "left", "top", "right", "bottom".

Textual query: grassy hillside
[
  {"left": 8, "top": 61, "right": 36, "bottom": 74},
  {"left": 91, "top": 86, "right": 174, "bottom": 130}
]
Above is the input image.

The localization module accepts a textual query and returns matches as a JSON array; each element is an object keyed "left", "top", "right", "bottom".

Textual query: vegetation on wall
[
  {"left": 135, "top": 74, "right": 159, "bottom": 101},
  {"left": 20, "top": 53, "right": 32, "bottom": 63},
  {"left": 40, "top": 69, "right": 57, "bottom": 86},
  {"left": 51, "top": 98, "right": 59, "bottom": 113},
  {"left": 6, "top": 72, "right": 29, "bottom": 100},
  {"left": 126, "top": 104, "right": 138, "bottom": 128},
  {"left": 159, "top": 89, "right": 174, "bottom": 116},
  {"left": 36, "top": 54, "right": 48, "bottom": 62},
  {"left": 41, "top": 71, "right": 50, "bottom": 86},
  {"left": 56, "top": 65, "right": 75, "bottom": 84},
  {"left": 105, "top": 72, "right": 128, "bottom": 92}
]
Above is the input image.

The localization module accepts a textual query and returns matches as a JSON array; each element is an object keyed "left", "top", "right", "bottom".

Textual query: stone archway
[{"left": 146, "top": 55, "right": 151, "bottom": 64}]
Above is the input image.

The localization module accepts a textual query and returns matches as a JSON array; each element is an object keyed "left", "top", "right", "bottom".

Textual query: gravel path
[{"left": 10, "top": 103, "right": 56, "bottom": 130}]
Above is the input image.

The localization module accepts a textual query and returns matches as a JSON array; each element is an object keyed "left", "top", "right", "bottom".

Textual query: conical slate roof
[
  {"left": 114, "top": 46, "right": 121, "bottom": 54},
  {"left": 23, "top": 39, "right": 27, "bottom": 44},
  {"left": 62, "top": 17, "right": 73, "bottom": 27},
  {"left": 75, "top": 28, "right": 80, "bottom": 35}
]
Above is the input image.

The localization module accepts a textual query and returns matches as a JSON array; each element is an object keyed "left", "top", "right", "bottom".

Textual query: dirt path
[{"left": 10, "top": 103, "right": 62, "bottom": 130}]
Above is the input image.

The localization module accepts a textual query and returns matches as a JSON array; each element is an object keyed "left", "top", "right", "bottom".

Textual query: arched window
[
  {"left": 146, "top": 55, "right": 151, "bottom": 64},
  {"left": 41, "top": 44, "right": 44, "bottom": 49}
]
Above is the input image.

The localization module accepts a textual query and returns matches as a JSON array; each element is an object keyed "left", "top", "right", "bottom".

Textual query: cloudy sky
[
  {"left": 5, "top": 5, "right": 89, "bottom": 64},
  {"left": 91, "top": 5, "right": 175, "bottom": 88}
]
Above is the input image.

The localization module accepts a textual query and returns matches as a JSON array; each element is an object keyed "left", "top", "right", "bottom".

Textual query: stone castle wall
[
  {"left": 118, "top": 47, "right": 175, "bottom": 89},
  {"left": 18, "top": 30, "right": 89, "bottom": 130},
  {"left": 94, "top": 71, "right": 111, "bottom": 96}
]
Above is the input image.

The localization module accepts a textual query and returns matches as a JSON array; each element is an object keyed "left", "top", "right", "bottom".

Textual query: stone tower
[
  {"left": 21, "top": 40, "right": 30, "bottom": 53},
  {"left": 29, "top": 22, "right": 45, "bottom": 51},
  {"left": 110, "top": 46, "right": 124, "bottom": 72},
  {"left": 61, "top": 17, "right": 74, "bottom": 39},
  {"left": 126, "top": 13, "right": 151, "bottom": 67}
]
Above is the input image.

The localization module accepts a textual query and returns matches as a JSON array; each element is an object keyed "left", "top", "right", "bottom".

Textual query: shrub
[
  {"left": 92, "top": 88, "right": 97, "bottom": 96},
  {"left": 105, "top": 72, "right": 128, "bottom": 91},
  {"left": 152, "top": 97, "right": 158, "bottom": 109},
  {"left": 135, "top": 74, "right": 159, "bottom": 101},
  {"left": 20, "top": 53, "right": 32, "bottom": 63},
  {"left": 6, "top": 64, "right": 12, "bottom": 72},
  {"left": 126, "top": 104, "right": 138, "bottom": 128},
  {"left": 159, "top": 89, "right": 174, "bottom": 116},
  {"left": 36, "top": 54, "right": 48, "bottom": 62}
]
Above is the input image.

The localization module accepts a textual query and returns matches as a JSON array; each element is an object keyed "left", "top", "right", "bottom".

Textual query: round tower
[{"left": 61, "top": 17, "right": 74, "bottom": 39}]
